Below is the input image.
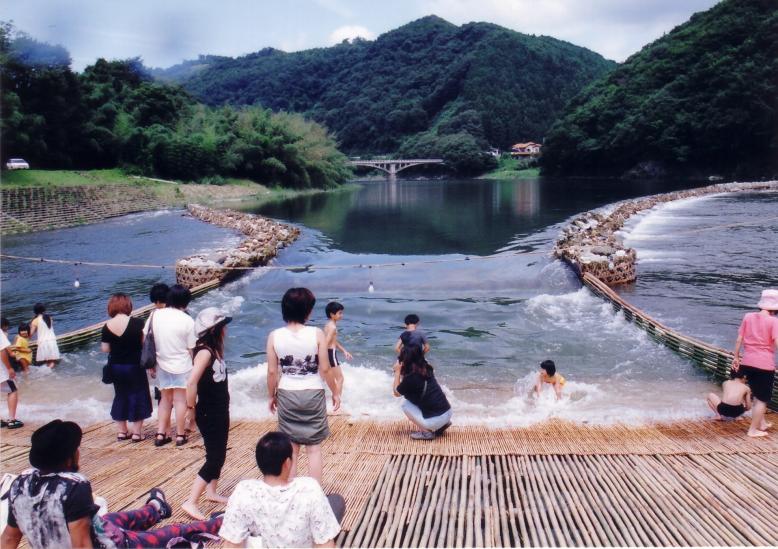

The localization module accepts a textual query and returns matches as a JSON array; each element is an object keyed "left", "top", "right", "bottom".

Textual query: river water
[{"left": 2, "top": 178, "right": 774, "bottom": 426}]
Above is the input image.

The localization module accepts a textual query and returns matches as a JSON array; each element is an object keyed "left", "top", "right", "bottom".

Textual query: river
[{"left": 2, "top": 177, "right": 774, "bottom": 426}]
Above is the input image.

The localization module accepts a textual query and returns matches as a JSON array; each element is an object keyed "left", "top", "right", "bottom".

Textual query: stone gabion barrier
[
  {"left": 176, "top": 204, "right": 300, "bottom": 288},
  {"left": 555, "top": 180, "right": 778, "bottom": 286}
]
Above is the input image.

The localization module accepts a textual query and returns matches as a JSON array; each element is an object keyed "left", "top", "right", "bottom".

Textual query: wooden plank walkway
[{"left": 2, "top": 416, "right": 777, "bottom": 547}]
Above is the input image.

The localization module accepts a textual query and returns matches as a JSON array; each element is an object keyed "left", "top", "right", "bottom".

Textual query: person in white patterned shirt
[{"left": 220, "top": 432, "right": 345, "bottom": 548}]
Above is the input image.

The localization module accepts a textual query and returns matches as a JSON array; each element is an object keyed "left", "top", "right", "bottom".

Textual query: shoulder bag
[{"left": 140, "top": 311, "right": 157, "bottom": 370}]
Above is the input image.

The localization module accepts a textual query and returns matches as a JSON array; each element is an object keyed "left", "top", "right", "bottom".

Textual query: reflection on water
[{"left": 252, "top": 177, "right": 709, "bottom": 255}]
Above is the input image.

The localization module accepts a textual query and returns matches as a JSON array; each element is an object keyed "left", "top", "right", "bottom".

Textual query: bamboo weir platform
[{"left": 2, "top": 416, "right": 777, "bottom": 547}]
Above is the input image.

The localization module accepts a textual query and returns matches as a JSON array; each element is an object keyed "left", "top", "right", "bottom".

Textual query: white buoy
[
  {"left": 368, "top": 281, "right": 374, "bottom": 293},
  {"left": 74, "top": 279, "right": 81, "bottom": 288}
]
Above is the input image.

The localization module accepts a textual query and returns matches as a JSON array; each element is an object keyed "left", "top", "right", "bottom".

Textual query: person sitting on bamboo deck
[
  {"left": 535, "top": 359, "right": 566, "bottom": 400},
  {"left": 0, "top": 420, "right": 223, "bottom": 549},
  {"left": 393, "top": 344, "right": 452, "bottom": 440},
  {"left": 706, "top": 369, "right": 752, "bottom": 420},
  {"left": 219, "top": 432, "right": 344, "bottom": 548},
  {"left": 732, "top": 288, "right": 778, "bottom": 437},
  {"left": 266, "top": 288, "right": 341, "bottom": 484},
  {"left": 182, "top": 307, "right": 232, "bottom": 520}
]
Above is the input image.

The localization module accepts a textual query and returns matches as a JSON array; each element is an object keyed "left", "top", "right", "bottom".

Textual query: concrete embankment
[
  {"left": 555, "top": 180, "right": 778, "bottom": 286},
  {"left": 0, "top": 183, "right": 261, "bottom": 235},
  {"left": 175, "top": 204, "right": 300, "bottom": 288}
]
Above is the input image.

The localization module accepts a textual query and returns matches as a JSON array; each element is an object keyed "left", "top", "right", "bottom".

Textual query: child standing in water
[
  {"left": 30, "top": 303, "right": 60, "bottom": 368},
  {"left": 11, "top": 324, "right": 32, "bottom": 378},
  {"left": 395, "top": 314, "right": 430, "bottom": 355},
  {"left": 706, "top": 370, "right": 752, "bottom": 420},
  {"left": 535, "top": 360, "right": 566, "bottom": 400},
  {"left": 324, "top": 302, "right": 352, "bottom": 395}
]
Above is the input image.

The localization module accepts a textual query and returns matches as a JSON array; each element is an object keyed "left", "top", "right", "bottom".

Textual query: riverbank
[
  {"left": 2, "top": 416, "right": 776, "bottom": 547},
  {"left": 480, "top": 157, "right": 540, "bottom": 179},
  {"left": 0, "top": 169, "right": 345, "bottom": 235}
]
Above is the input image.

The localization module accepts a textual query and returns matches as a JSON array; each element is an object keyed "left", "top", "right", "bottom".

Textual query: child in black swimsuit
[{"left": 706, "top": 370, "right": 751, "bottom": 420}]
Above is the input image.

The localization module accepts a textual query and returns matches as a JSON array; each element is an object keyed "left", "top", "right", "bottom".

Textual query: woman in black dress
[
  {"left": 182, "top": 307, "right": 232, "bottom": 520},
  {"left": 101, "top": 293, "right": 152, "bottom": 442}
]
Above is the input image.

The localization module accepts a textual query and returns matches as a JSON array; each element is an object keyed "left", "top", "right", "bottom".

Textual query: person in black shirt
[
  {"left": 393, "top": 344, "right": 452, "bottom": 441},
  {"left": 0, "top": 420, "right": 222, "bottom": 548},
  {"left": 182, "top": 307, "right": 232, "bottom": 520},
  {"left": 101, "top": 293, "right": 152, "bottom": 442}
]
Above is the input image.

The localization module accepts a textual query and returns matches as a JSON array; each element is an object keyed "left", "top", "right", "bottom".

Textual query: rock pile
[
  {"left": 176, "top": 204, "right": 300, "bottom": 288},
  {"left": 555, "top": 180, "right": 778, "bottom": 286}
]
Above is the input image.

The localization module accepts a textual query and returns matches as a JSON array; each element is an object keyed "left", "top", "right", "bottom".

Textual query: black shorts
[
  {"left": 327, "top": 349, "right": 339, "bottom": 368},
  {"left": 740, "top": 365, "right": 775, "bottom": 403},
  {"left": 0, "top": 380, "right": 18, "bottom": 394},
  {"left": 717, "top": 402, "right": 745, "bottom": 418}
]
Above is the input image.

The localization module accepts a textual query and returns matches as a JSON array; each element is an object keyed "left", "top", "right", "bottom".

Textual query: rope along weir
[{"left": 0, "top": 249, "right": 551, "bottom": 271}]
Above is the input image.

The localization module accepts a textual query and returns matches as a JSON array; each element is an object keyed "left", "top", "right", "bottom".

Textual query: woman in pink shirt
[{"left": 732, "top": 289, "right": 778, "bottom": 437}]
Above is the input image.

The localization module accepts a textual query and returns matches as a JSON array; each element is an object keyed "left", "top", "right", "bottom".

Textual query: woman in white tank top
[{"left": 266, "top": 288, "right": 341, "bottom": 483}]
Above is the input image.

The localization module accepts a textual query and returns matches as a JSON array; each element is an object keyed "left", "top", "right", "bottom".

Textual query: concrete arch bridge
[{"left": 349, "top": 158, "right": 444, "bottom": 175}]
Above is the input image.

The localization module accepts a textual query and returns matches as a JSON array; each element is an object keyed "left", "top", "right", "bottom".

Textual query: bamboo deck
[{"left": 2, "top": 416, "right": 777, "bottom": 547}]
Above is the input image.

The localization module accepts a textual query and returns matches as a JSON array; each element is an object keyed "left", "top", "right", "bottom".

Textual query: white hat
[
  {"left": 194, "top": 307, "right": 232, "bottom": 337},
  {"left": 756, "top": 289, "right": 778, "bottom": 311}
]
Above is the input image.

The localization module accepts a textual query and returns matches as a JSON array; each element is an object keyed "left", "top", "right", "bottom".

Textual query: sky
[{"left": 1, "top": 0, "right": 721, "bottom": 72}]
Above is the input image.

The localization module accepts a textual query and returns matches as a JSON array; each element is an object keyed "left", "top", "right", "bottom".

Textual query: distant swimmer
[
  {"left": 535, "top": 359, "right": 565, "bottom": 401},
  {"left": 706, "top": 369, "right": 751, "bottom": 420},
  {"left": 395, "top": 313, "right": 430, "bottom": 355}
]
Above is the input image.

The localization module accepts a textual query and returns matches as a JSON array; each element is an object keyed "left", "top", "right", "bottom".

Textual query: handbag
[
  {"left": 101, "top": 363, "right": 113, "bottom": 384},
  {"left": 140, "top": 311, "right": 157, "bottom": 370}
]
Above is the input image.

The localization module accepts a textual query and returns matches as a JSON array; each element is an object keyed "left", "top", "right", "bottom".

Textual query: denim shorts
[
  {"left": 401, "top": 400, "right": 452, "bottom": 432},
  {"left": 156, "top": 368, "right": 190, "bottom": 389}
]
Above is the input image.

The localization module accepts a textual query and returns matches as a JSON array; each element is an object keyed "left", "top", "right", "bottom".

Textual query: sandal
[
  {"left": 6, "top": 419, "right": 24, "bottom": 430},
  {"left": 131, "top": 433, "right": 145, "bottom": 443},
  {"left": 175, "top": 433, "right": 189, "bottom": 446},
  {"left": 117, "top": 432, "right": 130, "bottom": 441},
  {"left": 146, "top": 487, "right": 172, "bottom": 519},
  {"left": 154, "top": 433, "right": 172, "bottom": 447}
]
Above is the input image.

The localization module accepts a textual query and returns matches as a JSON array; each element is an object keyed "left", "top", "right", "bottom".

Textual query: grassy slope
[
  {"left": 480, "top": 157, "right": 540, "bottom": 179},
  {"left": 1, "top": 169, "right": 256, "bottom": 188}
]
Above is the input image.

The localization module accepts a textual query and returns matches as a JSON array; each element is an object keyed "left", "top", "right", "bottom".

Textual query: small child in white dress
[{"left": 30, "top": 303, "right": 60, "bottom": 368}]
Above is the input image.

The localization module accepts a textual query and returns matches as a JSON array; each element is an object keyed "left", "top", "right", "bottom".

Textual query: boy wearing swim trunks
[
  {"left": 324, "top": 302, "right": 351, "bottom": 395},
  {"left": 706, "top": 370, "right": 751, "bottom": 420},
  {"left": 535, "top": 360, "right": 566, "bottom": 400}
]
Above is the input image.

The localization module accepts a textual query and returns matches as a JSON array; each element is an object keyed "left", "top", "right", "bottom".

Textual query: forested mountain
[
  {"left": 0, "top": 23, "right": 351, "bottom": 188},
  {"left": 541, "top": 0, "right": 778, "bottom": 178},
  {"left": 159, "top": 16, "right": 615, "bottom": 173}
]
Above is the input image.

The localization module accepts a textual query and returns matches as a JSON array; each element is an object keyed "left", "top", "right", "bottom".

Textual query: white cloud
[{"left": 328, "top": 25, "right": 375, "bottom": 45}]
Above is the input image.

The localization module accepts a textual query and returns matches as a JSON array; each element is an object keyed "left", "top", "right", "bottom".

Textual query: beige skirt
[{"left": 277, "top": 388, "right": 329, "bottom": 445}]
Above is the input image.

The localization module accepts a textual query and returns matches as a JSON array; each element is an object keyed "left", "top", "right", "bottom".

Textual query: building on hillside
[{"left": 510, "top": 142, "right": 542, "bottom": 157}]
